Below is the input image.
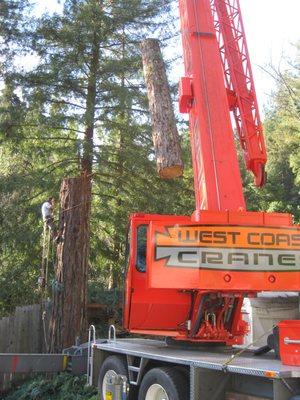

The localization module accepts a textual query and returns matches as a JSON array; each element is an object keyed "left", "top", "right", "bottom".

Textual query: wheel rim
[
  {"left": 145, "top": 383, "right": 169, "bottom": 400},
  {"left": 102, "top": 369, "right": 118, "bottom": 398}
]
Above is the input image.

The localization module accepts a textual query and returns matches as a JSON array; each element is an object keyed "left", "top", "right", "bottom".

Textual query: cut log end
[
  {"left": 159, "top": 165, "right": 184, "bottom": 179},
  {"left": 141, "top": 38, "right": 184, "bottom": 180}
]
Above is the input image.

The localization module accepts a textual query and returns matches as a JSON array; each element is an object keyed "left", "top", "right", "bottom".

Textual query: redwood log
[
  {"left": 49, "top": 175, "right": 91, "bottom": 353},
  {"left": 141, "top": 38, "right": 183, "bottom": 179}
]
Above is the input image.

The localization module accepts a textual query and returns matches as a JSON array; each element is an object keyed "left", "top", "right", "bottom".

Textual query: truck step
[
  {"left": 128, "top": 366, "right": 140, "bottom": 372},
  {"left": 126, "top": 355, "right": 148, "bottom": 386}
]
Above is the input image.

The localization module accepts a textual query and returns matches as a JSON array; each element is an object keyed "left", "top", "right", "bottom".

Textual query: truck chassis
[{"left": 90, "top": 336, "right": 300, "bottom": 400}]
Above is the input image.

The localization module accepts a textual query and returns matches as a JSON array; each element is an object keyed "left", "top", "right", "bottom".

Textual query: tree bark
[
  {"left": 49, "top": 176, "right": 91, "bottom": 353},
  {"left": 140, "top": 38, "right": 183, "bottom": 179}
]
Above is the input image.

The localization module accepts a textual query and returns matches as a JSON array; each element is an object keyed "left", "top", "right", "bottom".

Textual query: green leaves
[
  {"left": 4, "top": 373, "right": 98, "bottom": 400},
  {"left": 243, "top": 51, "right": 300, "bottom": 222}
]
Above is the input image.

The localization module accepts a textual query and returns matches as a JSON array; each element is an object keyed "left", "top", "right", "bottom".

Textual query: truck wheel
[
  {"left": 98, "top": 355, "right": 128, "bottom": 400},
  {"left": 138, "top": 367, "right": 189, "bottom": 400}
]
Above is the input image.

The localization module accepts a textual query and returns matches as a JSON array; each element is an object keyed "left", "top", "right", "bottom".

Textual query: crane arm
[
  {"left": 179, "top": 0, "right": 267, "bottom": 215},
  {"left": 179, "top": 0, "right": 246, "bottom": 213},
  {"left": 211, "top": 0, "right": 267, "bottom": 187}
]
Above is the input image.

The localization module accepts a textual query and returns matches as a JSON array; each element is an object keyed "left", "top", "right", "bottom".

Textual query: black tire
[
  {"left": 138, "top": 367, "right": 189, "bottom": 400},
  {"left": 98, "top": 355, "right": 128, "bottom": 400}
]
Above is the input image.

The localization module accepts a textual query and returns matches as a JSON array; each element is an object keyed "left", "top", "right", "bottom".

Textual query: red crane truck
[{"left": 89, "top": 0, "right": 300, "bottom": 399}]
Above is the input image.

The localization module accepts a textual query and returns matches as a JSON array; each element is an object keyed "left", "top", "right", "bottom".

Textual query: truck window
[{"left": 136, "top": 225, "right": 147, "bottom": 272}]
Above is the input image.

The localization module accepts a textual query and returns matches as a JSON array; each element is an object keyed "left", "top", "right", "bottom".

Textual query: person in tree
[
  {"left": 39, "top": 197, "right": 56, "bottom": 290},
  {"left": 41, "top": 197, "right": 55, "bottom": 232}
]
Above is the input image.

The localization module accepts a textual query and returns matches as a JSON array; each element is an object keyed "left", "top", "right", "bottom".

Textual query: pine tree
[
  {"left": 17, "top": 0, "right": 178, "bottom": 351},
  {"left": 243, "top": 50, "right": 300, "bottom": 221},
  {"left": 0, "top": 86, "right": 78, "bottom": 315},
  {"left": 0, "top": 0, "right": 30, "bottom": 80}
]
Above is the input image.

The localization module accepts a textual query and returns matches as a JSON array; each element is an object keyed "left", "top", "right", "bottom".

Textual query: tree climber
[{"left": 41, "top": 197, "right": 55, "bottom": 233}]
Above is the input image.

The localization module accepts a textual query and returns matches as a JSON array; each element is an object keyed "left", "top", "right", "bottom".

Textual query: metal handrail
[
  {"left": 108, "top": 324, "right": 117, "bottom": 342},
  {"left": 87, "top": 325, "right": 96, "bottom": 385}
]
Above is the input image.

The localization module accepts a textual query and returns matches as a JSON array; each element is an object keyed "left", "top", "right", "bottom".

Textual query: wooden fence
[
  {"left": 0, "top": 304, "right": 50, "bottom": 393},
  {"left": 0, "top": 301, "right": 108, "bottom": 393}
]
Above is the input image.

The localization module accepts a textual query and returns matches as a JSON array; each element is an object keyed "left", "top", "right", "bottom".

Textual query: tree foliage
[
  {"left": 4, "top": 373, "right": 98, "bottom": 400},
  {"left": 244, "top": 49, "right": 300, "bottom": 221}
]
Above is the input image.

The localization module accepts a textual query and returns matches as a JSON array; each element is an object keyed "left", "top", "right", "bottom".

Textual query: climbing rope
[
  {"left": 40, "top": 222, "right": 52, "bottom": 295},
  {"left": 40, "top": 222, "right": 55, "bottom": 352}
]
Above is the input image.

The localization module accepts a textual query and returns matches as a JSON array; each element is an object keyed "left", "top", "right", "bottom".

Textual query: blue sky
[{"left": 32, "top": 0, "right": 299, "bottom": 112}]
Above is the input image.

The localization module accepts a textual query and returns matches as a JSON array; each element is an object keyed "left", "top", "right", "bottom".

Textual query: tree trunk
[
  {"left": 49, "top": 176, "right": 91, "bottom": 353},
  {"left": 49, "top": 9, "right": 100, "bottom": 352},
  {"left": 140, "top": 38, "right": 183, "bottom": 179}
]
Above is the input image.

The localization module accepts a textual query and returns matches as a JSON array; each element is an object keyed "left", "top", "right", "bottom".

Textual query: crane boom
[
  {"left": 179, "top": 0, "right": 267, "bottom": 214},
  {"left": 211, "top": 0, "right": 267, "bottom": 187}
]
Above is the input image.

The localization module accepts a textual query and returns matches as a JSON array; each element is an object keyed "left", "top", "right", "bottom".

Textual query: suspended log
[
  {"left": 49, "top": 175, "right": 91, "bottom": 353},
  {"left": 140, "top": 38, "right": 183, "bottom": 179}
]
